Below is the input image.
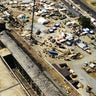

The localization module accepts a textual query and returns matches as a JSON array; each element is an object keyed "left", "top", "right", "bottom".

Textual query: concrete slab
[
  {"left": 0, "top": 58, "right": 27, "bottom": 96},
  {"left": 0, "top": 85, "right": 27, "bottom": 96},
  {"left": 0, "top": 48, "right": 11, "bottom": 57},
  {"left": 0, "top": 58, "right": 17, "bottom": 90}
]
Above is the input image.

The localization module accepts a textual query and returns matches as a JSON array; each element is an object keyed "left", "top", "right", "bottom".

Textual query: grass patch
[
  {"left": 80, "top": 0, "right": 96, "bottom": 11},
  {"left": 91, "top": 2, "right": 96, "bottom": 6}
]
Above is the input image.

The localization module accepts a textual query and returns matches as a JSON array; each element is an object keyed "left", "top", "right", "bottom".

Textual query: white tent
[
  {"left": 38, "top": 17, "right": 49, "bottom": 24},
  {"left": 91, "top": 18, "right": 95, "bottom": 22},
  {"left": 22, "top": 0, "right": 31, "bottom": 4}
]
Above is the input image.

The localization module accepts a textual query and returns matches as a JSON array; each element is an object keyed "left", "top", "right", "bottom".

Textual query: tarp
[
  {"left": 48, "top": 50, "right": 58, "bottom": 55},
  {"left": 38, "top": 17, "right": 48, "bottom": 24}
]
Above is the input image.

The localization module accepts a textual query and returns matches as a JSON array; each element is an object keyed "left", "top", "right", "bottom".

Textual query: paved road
[
  {"left": 62, "top": 0, "right": 81, "bottom": 17},
  {"left": 72, "top": 0, "right": 96, "bottom": 19},
  {"left": 0, "top": 32, "right": 66, "bottom": 96}
]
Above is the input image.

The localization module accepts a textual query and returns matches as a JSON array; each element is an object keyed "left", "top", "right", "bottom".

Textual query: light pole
[{"left": 30, "top": 0, "right": 36, "bottom": 40}]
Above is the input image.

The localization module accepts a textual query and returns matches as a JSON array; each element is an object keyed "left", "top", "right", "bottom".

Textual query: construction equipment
[{"left": 6, "top": 15, "right": 23, "bottom": 28}]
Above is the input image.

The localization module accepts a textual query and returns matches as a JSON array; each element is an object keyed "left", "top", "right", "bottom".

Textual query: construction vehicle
[{"left": 3, "top": 10, "right": 23, "bottom": 28}]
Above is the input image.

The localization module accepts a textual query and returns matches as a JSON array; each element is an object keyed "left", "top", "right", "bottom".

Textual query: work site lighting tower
[{"left": 30, "top": 0, "right": 36, "bottom": 39}]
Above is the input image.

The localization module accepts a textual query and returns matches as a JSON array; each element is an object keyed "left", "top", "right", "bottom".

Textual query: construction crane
[
  {"left": 29, "top": 0, "right": 38, "bottom": 44},
  {"left": 30, "top": 0, "right": 36, "bottom": 40}
]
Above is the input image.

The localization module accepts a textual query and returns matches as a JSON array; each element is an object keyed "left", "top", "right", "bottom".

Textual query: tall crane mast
[{"left": 30, "top": 0, "right": 36, "bottom": 40}]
